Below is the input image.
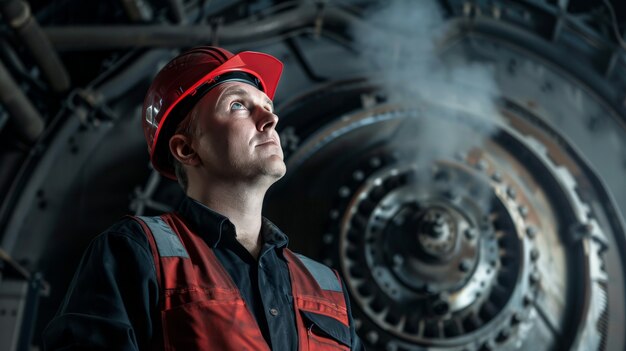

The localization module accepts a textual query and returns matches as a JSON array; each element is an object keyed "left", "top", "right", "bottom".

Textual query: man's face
[{"left": 189, "top": 81, "right": 286, "bottom": 182}]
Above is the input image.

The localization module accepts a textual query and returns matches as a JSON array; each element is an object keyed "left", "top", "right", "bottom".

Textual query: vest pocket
[
  {"left": 301, "top": 310, "right": 351, "bottom": 350},
  {"left": 162, "top": 298, "right": 269, "bottom": 351}
]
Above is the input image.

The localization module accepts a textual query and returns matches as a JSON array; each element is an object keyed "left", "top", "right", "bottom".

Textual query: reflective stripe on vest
[
  {"left": 137, "top": 216, "right": 189, "bottom": 258},
  {"left": 295, "top": 254, "right": 342, "bottom": 292},
  {"left": 134, "top": 213, "right": 352, "bottom": 350}
]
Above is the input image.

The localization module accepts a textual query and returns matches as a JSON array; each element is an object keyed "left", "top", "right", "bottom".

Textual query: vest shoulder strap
[
  {"left": 136, "top": 215, "right": 190, "bottom": 258},
  {"left": 294, "top": 253, "right": 342, "bottom": 292}
]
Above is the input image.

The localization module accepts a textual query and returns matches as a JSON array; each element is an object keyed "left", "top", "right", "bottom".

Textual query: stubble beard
[
  {"left": 260, "top": 155, "right": 286, "bottom": 182},
  {"left": 228, "top": 153, "right": 285, "bottom": 185}
]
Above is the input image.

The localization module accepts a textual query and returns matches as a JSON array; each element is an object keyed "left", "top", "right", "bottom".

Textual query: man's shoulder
[
  {"left": 77, "top": 216, "right": 158, "bottom": 273},
  {"left": 94, "top": 215, "right": 153, "bottom": 249},
  {"left": 106, "top": 215, "right": 144, "bottom": 232}
]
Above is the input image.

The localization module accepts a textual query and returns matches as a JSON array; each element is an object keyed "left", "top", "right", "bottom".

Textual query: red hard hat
[{"left": 142, "top": 46, "right": 283, "bottom": 179}]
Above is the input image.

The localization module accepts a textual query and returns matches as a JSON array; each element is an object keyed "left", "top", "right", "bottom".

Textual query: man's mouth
[{"left": 256, "top": 138, "right": 278, "bottom": 147}]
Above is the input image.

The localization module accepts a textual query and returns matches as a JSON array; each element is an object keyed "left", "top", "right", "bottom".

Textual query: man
[{"left": 43, "top": 46, "right": 364, "bottom": 350}]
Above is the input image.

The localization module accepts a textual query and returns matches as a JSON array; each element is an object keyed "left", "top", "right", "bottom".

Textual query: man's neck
[{"left": 187, "top": 180, "right": 267, "bottom": 259}]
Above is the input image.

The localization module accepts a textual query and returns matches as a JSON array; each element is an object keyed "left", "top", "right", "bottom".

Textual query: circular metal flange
[{"left": 333, "top": 151, "right": 539, "bottom": 347}]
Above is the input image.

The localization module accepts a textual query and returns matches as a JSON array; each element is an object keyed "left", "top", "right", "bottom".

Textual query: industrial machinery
[{"left": 0, "top": 0, "right": 624, "bottom": 350}]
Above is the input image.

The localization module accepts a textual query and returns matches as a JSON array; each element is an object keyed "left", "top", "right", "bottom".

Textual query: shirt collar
[
  {"left": 261, "top": 217, "right": 289, "bottom": 248},
  {"left": 176, "top": 196, "right": 289, "bottom": 249}
]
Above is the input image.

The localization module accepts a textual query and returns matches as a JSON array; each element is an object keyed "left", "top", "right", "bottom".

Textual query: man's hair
[{"left": 170, "top": 109, "right": 199, "bottom": 192}]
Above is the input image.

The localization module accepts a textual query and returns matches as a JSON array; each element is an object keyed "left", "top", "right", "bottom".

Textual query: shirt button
[{"left": 269, "top": 308, "right": 279, "bottom": 316}]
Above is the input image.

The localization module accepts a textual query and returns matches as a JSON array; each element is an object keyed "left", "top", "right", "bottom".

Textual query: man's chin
[
  {"left": 266, "top": 160, "right": 287, "bottom": 179},
  {"left": 250, "top": 154, "right": 286, "bottom": 180}
]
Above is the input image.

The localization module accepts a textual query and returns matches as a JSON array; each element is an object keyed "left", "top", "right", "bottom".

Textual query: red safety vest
[{"left": 133, "top": 213, "right": 352, "bottom": 350}]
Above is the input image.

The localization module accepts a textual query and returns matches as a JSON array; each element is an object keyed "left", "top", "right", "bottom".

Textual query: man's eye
[{"left": 231, "top": 102, "right": 246, "bottom": 110}]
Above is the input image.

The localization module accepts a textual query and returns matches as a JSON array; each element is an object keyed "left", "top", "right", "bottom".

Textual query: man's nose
[{"left": 257, "top": 108, "right": 278, "bottom": 131}]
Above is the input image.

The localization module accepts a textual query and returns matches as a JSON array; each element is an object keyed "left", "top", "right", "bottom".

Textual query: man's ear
[{"left": 169, "top": 134, "right": 200, "bottom": 166}]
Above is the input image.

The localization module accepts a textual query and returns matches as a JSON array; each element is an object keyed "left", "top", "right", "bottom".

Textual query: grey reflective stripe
[
  {"left": 295, "top": 254, "right": 341, "bottom": 292},
  {"left": 137, "top": 216, "right": 189, "bottom": 258}
]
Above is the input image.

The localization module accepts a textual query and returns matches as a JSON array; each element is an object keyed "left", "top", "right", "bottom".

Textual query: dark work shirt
[{"left": 43, "top": 196, "right": 363, "bottom": 350}]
